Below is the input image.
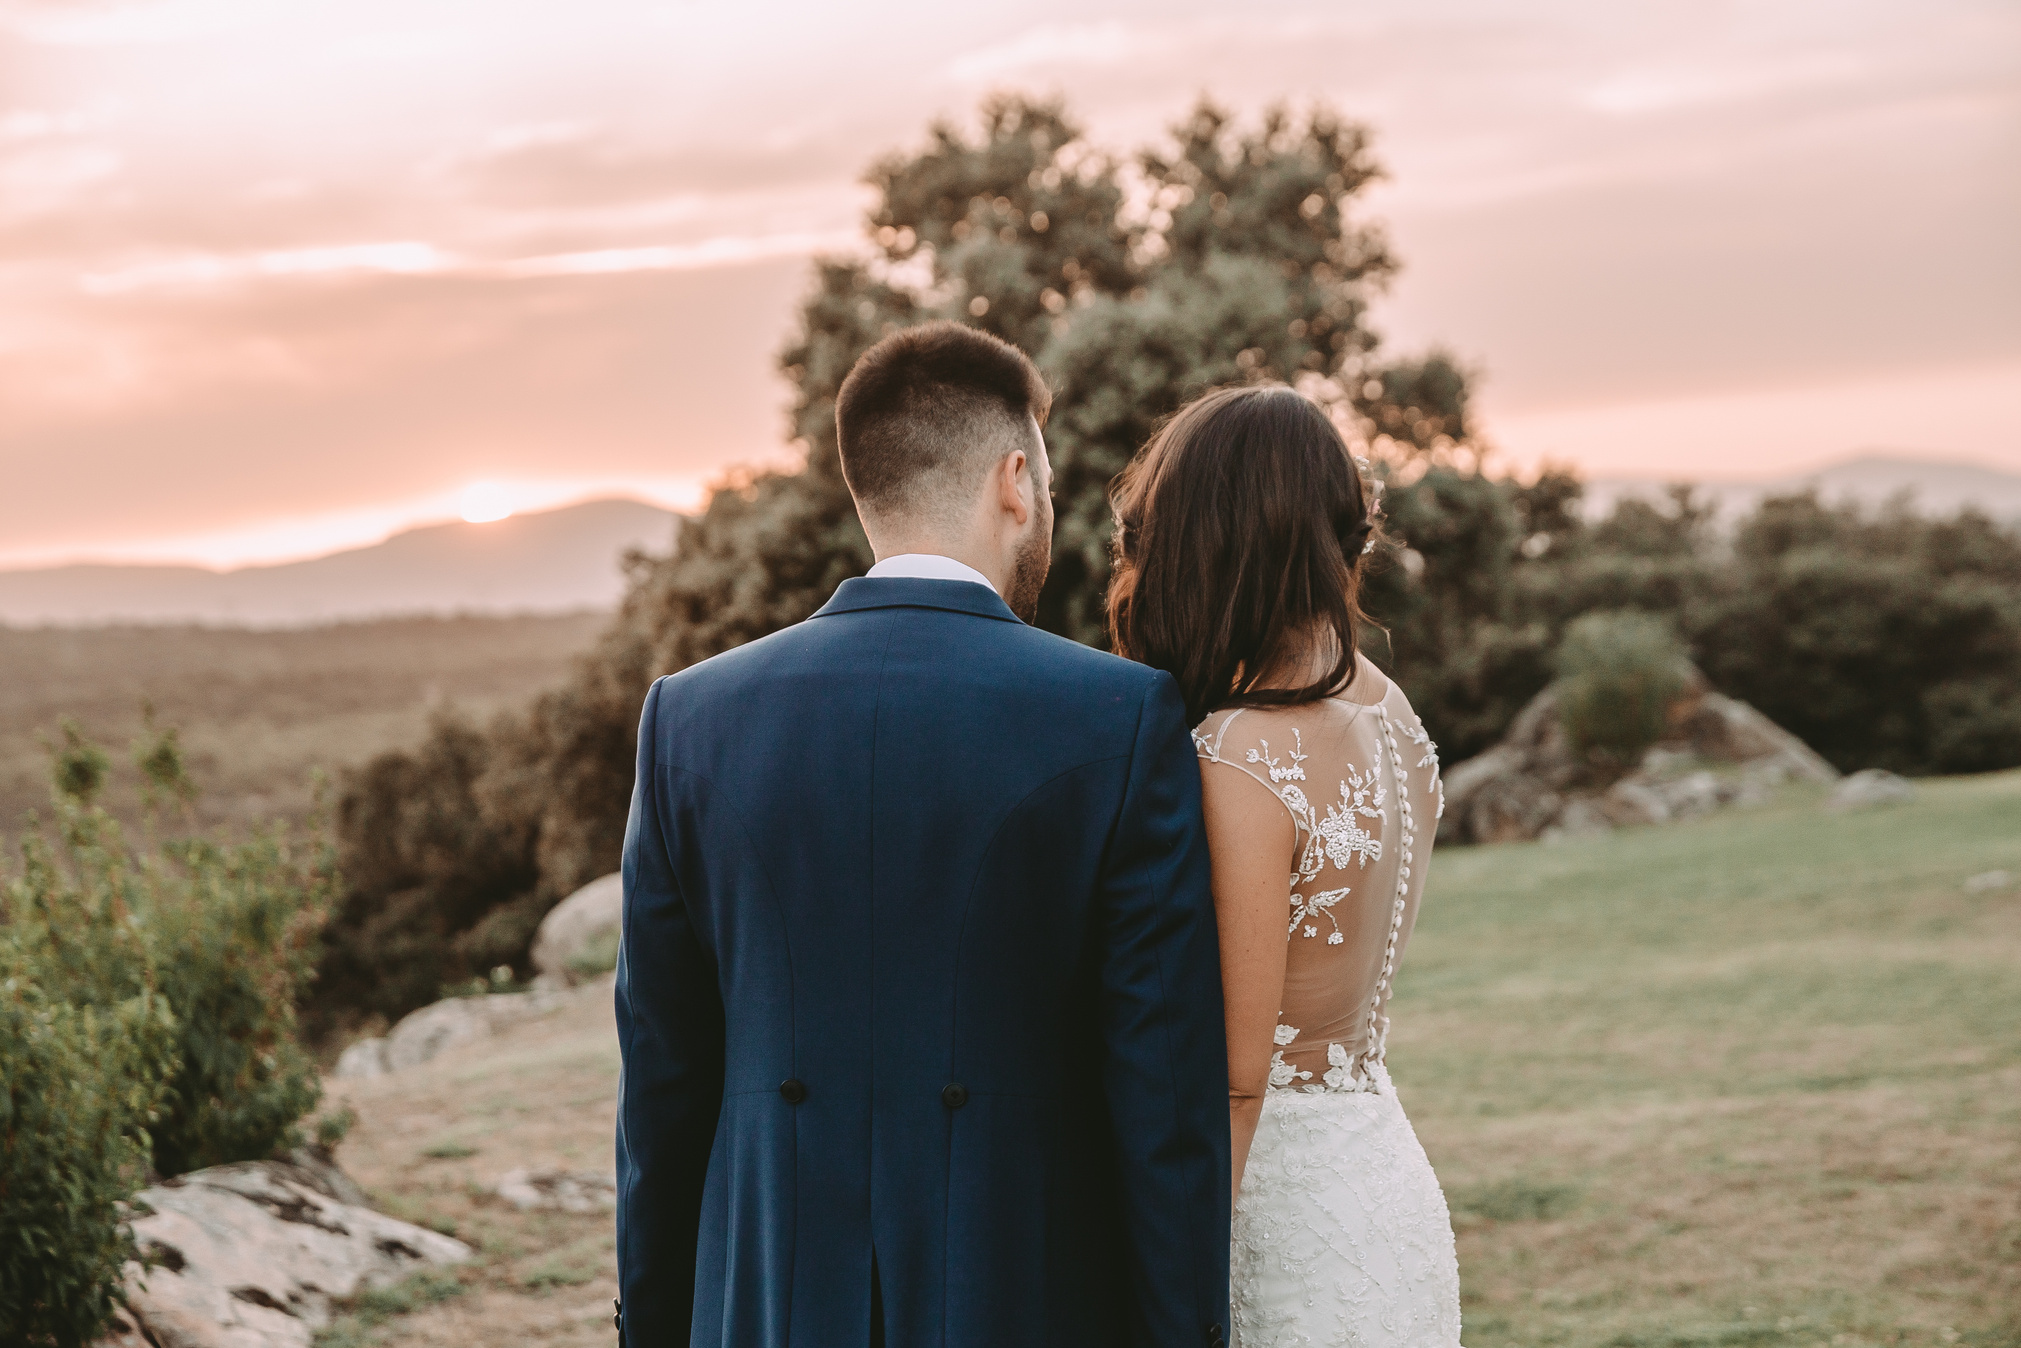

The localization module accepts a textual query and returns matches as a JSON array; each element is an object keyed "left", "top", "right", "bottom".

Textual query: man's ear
[{"left": 998, "top": 449, "right": 1031, "bottom": 527}]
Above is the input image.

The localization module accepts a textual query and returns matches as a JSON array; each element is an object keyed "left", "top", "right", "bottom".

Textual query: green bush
[
  {"left": 1694, "top": 497, "right": 2021, "bottom": 775},
  {"left": 1, "top": 823, "right": 176, "bottom": 1347},
  {"left": 0, "top": 723, "right": 333, "bottom": 1344},
  {"left": 1554, "top": 611, "right": 1691, "bottom": 764}
]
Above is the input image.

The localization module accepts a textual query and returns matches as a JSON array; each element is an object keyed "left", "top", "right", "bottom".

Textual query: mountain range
[
  {"left": 0, "top": 499, "right": 678, "bottom": 628},
  {"left": 3, "top": 456, "right": 2015, "bottom": 628}
]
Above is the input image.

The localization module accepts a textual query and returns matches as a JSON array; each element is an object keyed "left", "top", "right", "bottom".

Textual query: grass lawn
[
  {"left": 1397, "top": 769, "right": 2021, "bottom": 1348},
  {"left": 328, "top": 770, "right": 2021, "bottom": 1347}
]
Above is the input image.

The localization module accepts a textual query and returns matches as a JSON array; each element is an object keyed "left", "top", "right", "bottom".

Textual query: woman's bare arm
[{"left": 1199, "top": 762, "right": 1295, "bottom": 1200}]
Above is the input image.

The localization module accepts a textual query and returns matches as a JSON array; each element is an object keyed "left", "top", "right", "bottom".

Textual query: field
[
  {"left": 323, "top": 770, "right": 2021, "bottom": 1347},
  {"left": 0, "top": 614, "right": 606, "bottom": 835}
]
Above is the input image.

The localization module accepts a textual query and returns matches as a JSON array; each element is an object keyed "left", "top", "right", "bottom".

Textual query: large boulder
[
  {"left": 332, "top": 980, "right": 586, "bottom": 1080},
  {"left": 1439, "top": 675, "right": 1839, "bottom": 846},
  {"left": 1828, "top": 768, "right": 1916, "bottom": 812},
  {"left": 101, "top": 1159, "right": 468, "bottom": 1348},
  {"left": 530, "top": 872, "right": 624, "bottom": 987}
]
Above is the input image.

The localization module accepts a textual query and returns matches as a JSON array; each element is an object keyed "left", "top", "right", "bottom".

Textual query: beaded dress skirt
[{"left": 1230, "top": 1066, "right": 1461, "bottom": 1347}]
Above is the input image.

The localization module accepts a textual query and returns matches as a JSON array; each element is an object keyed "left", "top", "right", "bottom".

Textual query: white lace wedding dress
[{"left": 1195, "top": 664, "right": 1463, "bottom": 1347}]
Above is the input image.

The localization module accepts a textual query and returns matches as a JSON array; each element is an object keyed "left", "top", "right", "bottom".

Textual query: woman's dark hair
[{"left": 1107, "top": 385, "right": 1377, "bottom": 726}]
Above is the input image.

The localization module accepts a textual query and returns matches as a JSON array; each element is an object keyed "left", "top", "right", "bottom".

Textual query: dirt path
[{"left": 327, "top": 984, "right": 622, "bottom": 1345}]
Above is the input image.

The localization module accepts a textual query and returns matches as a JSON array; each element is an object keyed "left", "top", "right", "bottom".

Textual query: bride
[{"left": 1107, "top": 385, "right": 1463, "bottom": 1347}]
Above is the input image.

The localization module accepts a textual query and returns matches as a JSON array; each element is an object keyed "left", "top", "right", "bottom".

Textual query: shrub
[
  {"left": 1, "top": 870, "right": 176, "bottom": 1343},
  {"left": 1555, "top": 611, "right": 1691, "bottom": 764},
  {"left": 120, "top": 722, "right": 334, "bottom": 1177},
  {"left": 311, "top": 709, "right": 542, "bottom": 1037},
  {"left": 0, "top": 722, "right": 332, "bottom": 1344},
  {"left": 1693, "top": 497, "right": 2021, "bottom": 775}
]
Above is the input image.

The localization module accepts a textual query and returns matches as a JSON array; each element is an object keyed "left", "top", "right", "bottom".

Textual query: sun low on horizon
[{"left": 458, "top": 482, "right": 515, "bottom": 525}]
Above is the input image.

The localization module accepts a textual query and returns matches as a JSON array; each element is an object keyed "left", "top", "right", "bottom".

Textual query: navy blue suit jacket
[{"left": 615, "top": 577, "right": 1231, "bottom": 1348}]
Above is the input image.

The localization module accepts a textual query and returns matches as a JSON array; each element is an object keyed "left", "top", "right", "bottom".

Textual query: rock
[
  {"left": 333, "top": 1037, "right": 389, "bottom": 1080},
  {"left": 1438, "top": 672, "right": 1841, "bottom": 846},
  {"left": 1962, "top": 869, "right": 2012, "bottom": 894},
  {"left": 1602, "top": 778, "right": 1672, "bottom": 827},
  {"left": 279, "top": 1145, "right": 373, "bottom": 1209},
  {"left": 531, "top": 873, "right": 624, "bottom": 986},
  {"left": 332, "top": 980, "right": 597, "bottom": 1080},
  {"left": 1539, "top": 797, "right": 1613, "bottom": 844},
  {"left": 109, "top": 1160, "right": 468, "bottom": 1347},
  {"left": 1675, "top": 693, "right": 1839, "bottom": 784},
  {"left": 1828, "top": 768, "right": 1917, "bottom": 812},
  {"left": 1651, "top": 769, "right": 1727, "bottom": 821},
  {"left": 495, "top": 1167, "right": 617, "bottom": 1213}
]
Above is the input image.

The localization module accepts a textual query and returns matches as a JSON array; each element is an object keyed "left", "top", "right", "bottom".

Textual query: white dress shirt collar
[{"left": 865, "top": 553, "right": 998, "bottom": 594}]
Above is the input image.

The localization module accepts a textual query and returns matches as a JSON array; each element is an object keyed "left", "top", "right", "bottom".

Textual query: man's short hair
[{"left": 835, "top": 321, "right": 1052, "bottom": 521}]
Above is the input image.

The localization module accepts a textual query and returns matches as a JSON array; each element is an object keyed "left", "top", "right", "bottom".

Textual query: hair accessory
[{"left": 1350, "top": 452, "right": 1385, "bottom": 555}]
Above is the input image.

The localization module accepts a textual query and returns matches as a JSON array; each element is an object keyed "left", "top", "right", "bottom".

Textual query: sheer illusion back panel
[{"left": 1193, "top": 661, "right": 1444, "bottom": 1093}]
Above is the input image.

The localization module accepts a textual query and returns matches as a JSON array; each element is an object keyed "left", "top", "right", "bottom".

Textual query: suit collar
[{"left": 812, "top": 576, "right": 1024, "bottom": 625}]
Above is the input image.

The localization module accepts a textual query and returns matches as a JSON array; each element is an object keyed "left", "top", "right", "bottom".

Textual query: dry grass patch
[
  {"left": 322, "top": 988, "right": 622, "bottom": 1347},
  {"left": 0, "top": 614, "right": 604, "bottom": 832}
]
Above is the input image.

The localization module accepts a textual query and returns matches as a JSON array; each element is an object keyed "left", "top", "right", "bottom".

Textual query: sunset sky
[{"left": 2, "top": 0, "right": 2016, "bottom": 568}]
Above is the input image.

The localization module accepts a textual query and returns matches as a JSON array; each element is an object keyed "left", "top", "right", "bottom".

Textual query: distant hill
[
  {"left": 0, "top": 499, "right": 679, "bottom": 627},
  {"left": 1584, "top": 454, "right": 2021, "bottom": 523}
]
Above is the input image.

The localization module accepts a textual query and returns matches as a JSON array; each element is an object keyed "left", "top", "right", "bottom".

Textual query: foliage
[
  {"left": 1, "top": 738, "right": 175, "bottom": 1346},
  {"left": 1360, "top": 468, "right": 1556, "bottom": 762},
  {"left": 0, "top": 722, "right": 332, "bottom": 1344},
  {"left": 1553, "top": 612, "right": 1691, "bottom": 764},
  {"left": 313, "top": 709, "right": 542, "bottom": 1032},
  {"left": 1697, "top": 495, "right": 2021, "bottom": 776},
  {"left": 1364, "top": 476, "right": 2021, "bottom": 776},
  {"left": 123, "top": 723, "right": 334, "bottom": 1176}
]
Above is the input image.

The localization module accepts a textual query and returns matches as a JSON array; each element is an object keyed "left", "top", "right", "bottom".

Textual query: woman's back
[
  {"left": 1194, "top": 655, "right": 1444, "bottom": 1096},
  {"left": 1104, "top": 381, "right": 1462, "bottom": 1345}
]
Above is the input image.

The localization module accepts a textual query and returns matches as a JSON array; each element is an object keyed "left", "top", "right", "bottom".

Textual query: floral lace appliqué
[
  {"left": 1404, "top": 716, "right": 1446, "bottom": 821},
  {"left": 1245, "top": 732, "right": 1309, "bottom": 785},
  {"left": 1267, "top": 1023, "right": 1311, "bottom": 1089},
  {"left": 1288, "top": 887, "right": 1351, "bottom": 944},
  {"left": 1316, "top": 765, "right": 1385, "bottom": 872},
  {"left": 1195, "top": 700, "right": 1442, "bottom": 1104}
]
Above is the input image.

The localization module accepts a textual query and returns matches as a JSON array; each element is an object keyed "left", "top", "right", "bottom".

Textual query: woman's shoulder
[{"left": 1191, "top": 681, "right": 1379, "bottom": 769}]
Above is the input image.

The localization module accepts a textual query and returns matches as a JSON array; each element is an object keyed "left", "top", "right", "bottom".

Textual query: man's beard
[{"left": 1005, "top": 493, "right": 1053, "bottom": 624}]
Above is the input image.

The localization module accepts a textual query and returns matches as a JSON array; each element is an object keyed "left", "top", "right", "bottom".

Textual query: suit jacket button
[
  {"left": 780, "top": 1078, "right": 807, "bottom": 1104},
  {"left": 1204, "top": 1322, "right": 1223, "bottom": 1347},
  {"left": 612, "top": 1297, "right": 622, "bottom": 1331},
  {"left": 941, "top": 1082, "right": 969, "bottom": 1108}
]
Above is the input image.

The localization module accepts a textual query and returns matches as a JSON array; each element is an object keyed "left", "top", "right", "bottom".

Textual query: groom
[{"left": 615, "top": 321, "right": 1230, "bottom": 1347}]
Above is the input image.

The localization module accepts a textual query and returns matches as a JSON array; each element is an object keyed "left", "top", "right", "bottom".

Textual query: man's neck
[
  {"left": 866, "top": 552, "right": 1000, "bottom": 594},
  {"left": 868, "top": 542, "right": 1009, "bottom": 595}
]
